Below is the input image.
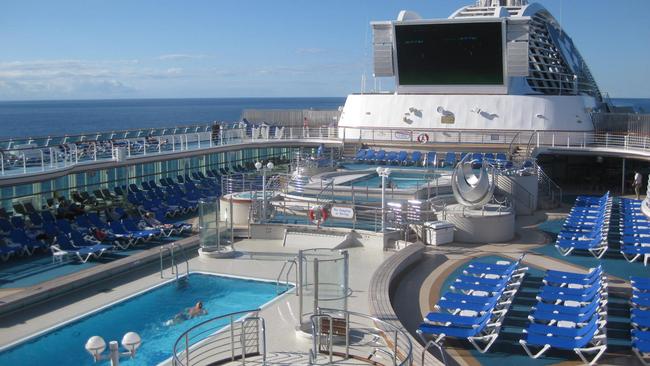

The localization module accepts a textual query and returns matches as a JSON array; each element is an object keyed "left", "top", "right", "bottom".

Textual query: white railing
[
  {"left": 339, "top": 127, "right": 650, "bottom": 157},
  {"left": 172, "top": 309, "right": 266, "bottom": 366},
  {"left": 0, "top": 126, "right": 338, "bottom": 177},
  {"left": 309, "top": 308, "right": 413, "bottom": 366}
]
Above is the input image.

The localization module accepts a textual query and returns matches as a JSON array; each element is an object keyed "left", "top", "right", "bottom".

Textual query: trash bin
[{"left": 423, "top": 221, "right": 454, "bottom": 245}]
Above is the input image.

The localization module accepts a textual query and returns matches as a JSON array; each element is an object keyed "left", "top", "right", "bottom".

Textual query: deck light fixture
[
  {"left": 376, "top": 167, "right": 392, "bottom": 232},
  {"left": 85, "top": 332, "right": 141, "bottom": 365},
  {"left": 256, "top": 161, "right": 275, "bottom": 220}
]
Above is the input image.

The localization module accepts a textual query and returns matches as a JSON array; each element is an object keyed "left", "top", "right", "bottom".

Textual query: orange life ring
[
  {"left": 308, "top": 206, "right": 328, "bottom": 223},
  {"left": 417, "top": 133, "right": 429, "bottom": 144}
]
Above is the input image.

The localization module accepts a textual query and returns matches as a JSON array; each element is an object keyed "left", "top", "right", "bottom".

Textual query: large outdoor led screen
[{"left": 395, "top": 21, "right": 504, "bottom": 86}]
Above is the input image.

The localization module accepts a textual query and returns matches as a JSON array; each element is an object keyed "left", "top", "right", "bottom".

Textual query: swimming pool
[
  {"left": 0, "top": 273, "right": 289, "bottom": 365},
  {"left": 339, "top": 171, "right": 440, "bottom": 189}
]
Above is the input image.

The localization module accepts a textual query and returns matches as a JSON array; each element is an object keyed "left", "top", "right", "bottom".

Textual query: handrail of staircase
[
  {"left": 507, "top": 131, "right": 521, "bottom": 160},
  {"left": 536, "top": 163, "right": 563, "bottom": 204},
  {"left": 524, "top": 130, "right": 539, "bottom": 159}
]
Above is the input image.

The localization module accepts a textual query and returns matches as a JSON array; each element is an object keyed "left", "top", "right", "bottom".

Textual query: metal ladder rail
[
  {"left": 171, "top": 242, "right": 190, "bottom": 278},
  {"left": 160, "top": 243, "right": 190, "bottom": 280},
  {"left": 276, "top": 258, "right": 297, "bottom": 293}
]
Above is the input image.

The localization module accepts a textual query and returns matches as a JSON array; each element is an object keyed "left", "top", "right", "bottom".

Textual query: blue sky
[{"left": 1, "top": 0, "right": 648, "bottom": 100}]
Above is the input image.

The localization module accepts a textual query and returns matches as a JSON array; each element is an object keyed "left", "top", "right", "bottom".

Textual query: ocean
[
  {"left": 0, "top": 98, "right": 345, "bottom": 139},
  {"left": 0, "top": 97, "right": 647, "bottom": 139}
]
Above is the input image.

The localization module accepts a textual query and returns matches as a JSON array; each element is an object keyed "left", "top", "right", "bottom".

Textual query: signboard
[
  {"left": 330, "top": 206, "right": 354, "bottom": 219},
  {"left": 441, "top": 115, "right": 455, "bottom": 124}
]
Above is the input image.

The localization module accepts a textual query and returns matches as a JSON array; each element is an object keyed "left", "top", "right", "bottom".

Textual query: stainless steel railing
[
  {"left": 0, "top": 126, "right": 338, "bottom": 177},
  {"left": 171, "top": 309, "right": 266, "bottom": 366},
  {"left": 309, "top": 308, "right": 413, "bottom": 366}
]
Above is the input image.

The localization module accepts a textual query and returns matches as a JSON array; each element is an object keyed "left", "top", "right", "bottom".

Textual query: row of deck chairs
[
  {"left": 631, "top": 276, "right": 650, "bottom": 365},
  {"left": 519, "top": 266, "right": 608, "bottom": 365},
  {"left": 416, "top": 255, "right": 527, "bottom": 353},
  {"left": 0, "top": 204, "right": 192, "bottom": 262},
  {"left": 354, "top": 149, "right": 514, "bottom": 169},
  {"left": 618, "top": 199, "right": 650, "bottom": 266},
  {"left": 555, "top": 192, "right": 611, "bottom": 259}
]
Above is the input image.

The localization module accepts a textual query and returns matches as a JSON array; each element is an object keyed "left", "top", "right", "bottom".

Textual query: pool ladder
[
  {"left": 160, "top": 242, "right": 190, "bottom": 281},
  {"left": 276, "top": 257, "right": 297, "bottom": 294}
]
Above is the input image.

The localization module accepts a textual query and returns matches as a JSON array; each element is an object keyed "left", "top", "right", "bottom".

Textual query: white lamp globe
[
  {"left": 85, "top": 336, "right": 106, "bottom": 358},
  {"left": 266, "top": 162, "right": 274, "bottom": 170},
  {"left": 384, "top": 168, "right": 392, "bottom": 176},
  {"left": 121, "top": 332, "right": 142, "bottom": 355},
  {"left": 376, "top": 167, "right": 383, "bottom": 175},
  {"left": 254, "top": 161, "right": 262, "bottom": 170}
]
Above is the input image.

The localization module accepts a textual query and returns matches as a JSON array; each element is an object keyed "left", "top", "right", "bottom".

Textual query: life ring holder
[{"left": 417, "top": 133, "right": 429, "bottom": 144}]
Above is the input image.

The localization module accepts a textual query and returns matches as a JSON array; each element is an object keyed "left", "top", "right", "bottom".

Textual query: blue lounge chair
[
  {"left": 471, "top": 153, "right": 484, "bottom": 168},
  {"left": 0, "top": 241, "right": 17, "bottom": 261},
  {"left": 555, "top": 234, "right": 608, "bottom": 259},
  {"left": 418, "top": 310, "right": 503, "bottom": 353},
  {"left": 51, "top": 234, "right": 108, "bottom": 263},
  {"left": 354, "top": 149, "right": 367, "bottom": 161},
  {"left": 410, "top": 151, "right": 423, "bottom": 166},
  {"left": 519, "top": 316, "right": 607, "bottom": 365},
  {"left": 122, "top": 218, "right": 162, "bottom": 239},
  {"left": 426, "top": 151, "right": 437, "bottom": 167},
  {"left": 364, "top": 150, "right": 376, "bottom": 162},
  {"left": 396, "top": 151, "right": 408, "bottom": 165},
  {"left": 632, "top": 329, "right": 650, "bottom": 365},
  {"left": 443, "top": 152, "right": 457, "bottom": 167},
  {"left": 385, "top": 151, "right": 398, "bottom": 164},
  {"left": 374, "top": 150, "right": 386, "bottom": 164},
  {"left": 632, "top": 277, "right": 650, "bottom": 293},
  {"left": 495, "top": 153, "right": 508, "bottom": 163},
  {"left": 108, "top": 221, "right": 148, "bottom": 245},
  {"left": 9, "top": 229, "right": 47, "bottom": 255}
]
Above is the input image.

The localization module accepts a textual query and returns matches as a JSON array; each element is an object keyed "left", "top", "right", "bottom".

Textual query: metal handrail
[
  {"left": 171, "top": 309, "right": 264, "bottom": 366},
  {"left": 507, "top": 131, "right": 521, "bottom": 159},
  {"left": 159, "top": 242, "right": 189, "bottom": 280},
  {"left": 276, "top": 258, "right": 297, "bottom": 294}
]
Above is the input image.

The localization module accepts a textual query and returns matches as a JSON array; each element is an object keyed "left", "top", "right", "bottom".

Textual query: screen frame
[{"left": 393, "top": 18, "right": 508, "bottom": 94}]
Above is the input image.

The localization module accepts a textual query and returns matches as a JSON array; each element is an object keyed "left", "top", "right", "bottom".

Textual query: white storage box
[{"left": 423, "top": 221, "right": 455, "bottom": 246}]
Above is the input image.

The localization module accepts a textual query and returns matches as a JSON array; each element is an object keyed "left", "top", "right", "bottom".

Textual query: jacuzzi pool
[
  {"left": 0, "top": 273, "right": 290, "bottom": 366},
  {"left": 339, "top": 171, "right": 440, "bottom": 189}
]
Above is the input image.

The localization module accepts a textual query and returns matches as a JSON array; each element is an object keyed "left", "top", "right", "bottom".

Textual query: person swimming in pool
[{"left": 165, "top": 301, "right": 207, "bottom": 326}]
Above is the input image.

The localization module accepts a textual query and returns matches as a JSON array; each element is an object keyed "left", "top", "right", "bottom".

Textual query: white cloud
[
  {"left": 156, "top": 54, "right": 208, "bottom": 61},
  {"left": 0, "top": 59, "right": 184, "bottom": 99}
]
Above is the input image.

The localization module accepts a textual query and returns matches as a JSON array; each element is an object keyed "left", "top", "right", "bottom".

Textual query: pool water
[
  {"left": 0, "top": 273, "right": 288, "bottom": 366},
  {"left": 340, "top": 172, "right": 439, "bottom": 189}
]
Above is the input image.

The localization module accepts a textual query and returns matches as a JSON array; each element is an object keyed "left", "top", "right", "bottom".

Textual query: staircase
[
  {"left": 510, "top": 145, "right": 529, "bottom": 163},
  {"left": 536, "top": 165, "right": 562, "bottom": 209},
  {"left": 342, "top": 142, "right": 360, "bottom": 159}
]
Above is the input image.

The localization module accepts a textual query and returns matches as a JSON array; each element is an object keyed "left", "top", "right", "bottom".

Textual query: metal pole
[
  {"left": 109, "top": 341, "right": 120, "bottom": 366},
  {"left": 381, "top": 174, "right": 386, "bottom": 232},
  {"left": 313, "top": 258, "right": 319, "bottom": 317},
  {"left": 262, "top": 169, "right": 266, "bottom": 221}
]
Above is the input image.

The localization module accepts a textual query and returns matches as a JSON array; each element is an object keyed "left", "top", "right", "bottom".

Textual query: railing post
[
  {"left": 40, "top": 150, "right": 45, "bottom": 171},
  {"left": 230, "top": 316, "right": 235, "bottom": 361},
  {"left": 94, "top": 143, "right": 97, "bottom": 161},
  {"left": 1, "top": 152, "right": 4, "bottom": 175},
  {"left": 22, "top": 153, "right": 26, "bottom": 173},
  {"left": 197, "top": 132, "right": 201, "bottom": 149},
  {"left": 185, "top": 333, "right": 190, "bottom": 366}
]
